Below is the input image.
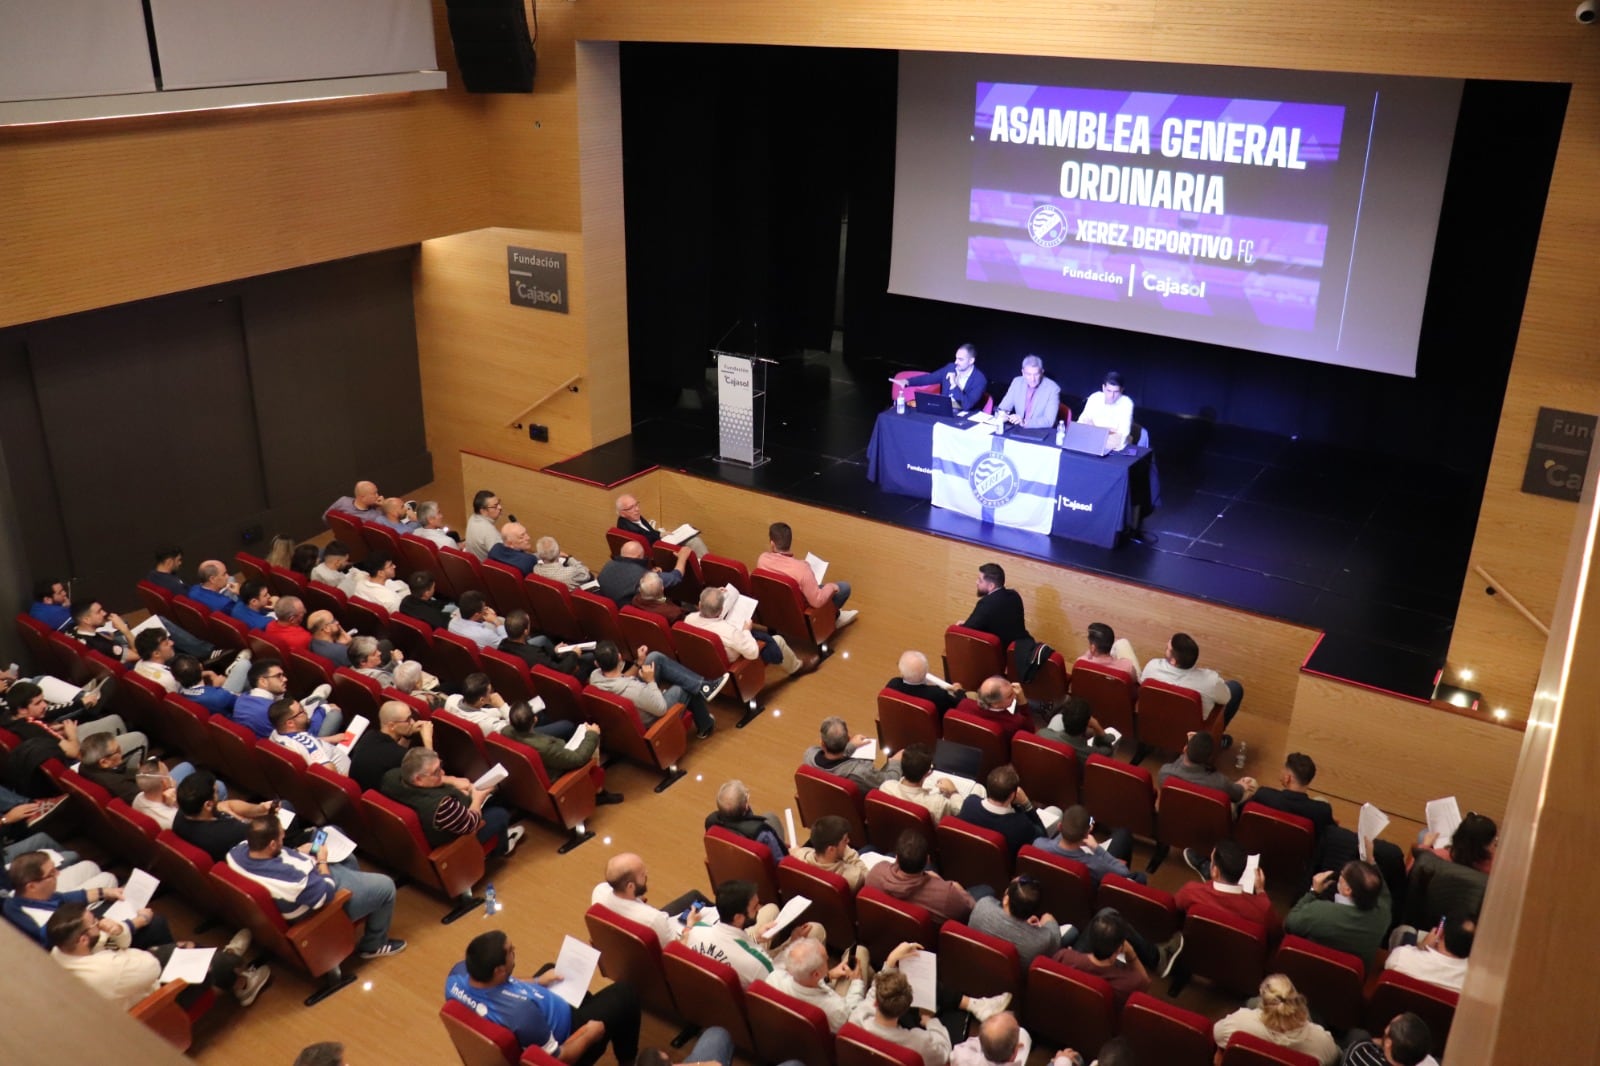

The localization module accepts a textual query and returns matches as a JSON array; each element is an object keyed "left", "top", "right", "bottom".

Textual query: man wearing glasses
[
  {"left": 268, "top": 698, "right": 352, "bottom": 776},
  {"left": 350, "top": 701, "right": 433, "bottom": 792},
  {"left": 1077, "top": 370, "right": 1135, "bottom": 450},
  {"left": 232, "top": 658, "right": 343, "bottom": 739},
  {"left": 465, "top": 490, "right": 506, "bottom": 561}
]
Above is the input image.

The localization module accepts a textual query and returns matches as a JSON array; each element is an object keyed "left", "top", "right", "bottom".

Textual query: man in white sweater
[{"left": 759, "top": 937, "right": 866, "bottom": 1033}]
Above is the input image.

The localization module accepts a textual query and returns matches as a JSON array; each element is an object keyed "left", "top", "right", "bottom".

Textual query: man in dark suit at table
[
  {"left": 995, "top": 354, "right": 1061, "bottom": 428},
  {"left": 901, "top": 343, "right": 987, "bottom": 413}
]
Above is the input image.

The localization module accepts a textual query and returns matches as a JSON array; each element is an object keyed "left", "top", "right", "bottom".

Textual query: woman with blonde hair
[
  {"left": 263, "top": 534, "right": 297, "bottom": 570},
  {"left": 1212, "top": 973, "right": 1339, "bottom": 1065}
]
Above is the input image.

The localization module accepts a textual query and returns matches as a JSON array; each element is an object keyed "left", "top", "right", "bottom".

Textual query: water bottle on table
[
  {"left": 895, "top": 389, "right": 906, "bottom": 415},
  {"left": 1056, "top": 420, "right": 1066, "bottom": 446}
]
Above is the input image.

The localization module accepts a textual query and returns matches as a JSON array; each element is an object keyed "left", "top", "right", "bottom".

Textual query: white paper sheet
[
  {"left": 723, "top": 588, "right": 758, "bottom": 629},
  {"left": 276, "top": 806, "right": 295, "bottom": 831},
  {"left": 861, "top": 852, "right": 896, "bottom": 870},
  {"left": 34, "top": 675, "right": 83, "bottom": 705},
  {"left": 322, "top": 824, "right": 358, "bottom": 863},
  {"left": 1425, "top": 797, "right": 1462, "bottom": 842},
  {"left": 564, "top": 726, "right": 591, "bottom": 751},
  {"left": 1242, "top": 853, "right": 1261, "bottom": 894},
  {"left": 556, "top": 641, "right": 598, "bottom": 654},
  {"left": 804, "top": 553, "right": 828, "bottom": 584},
  {"left": 160, "top": 947, "right": 216, "bottom": 984},
  {"left": 1101, "top": 727, "right": 1123, "bottom": 747},
  {"left": 663, "top": 524, "right": 700, "bottom": 546},
  {"left": 852, "top": 740, "right": 878, "bottom": 763},
  {"left": 1038, "top": 805, "right": 1063, "bottom": 835},
  {"left": 20, "top": 905, "right": 55, "bottom": 929},
  {"left": 899, "top": 949, "right": 938, "bottom": 1012},
  {"left": 784, "top": 808, "right": 798, "bottom": 850},
  {"left": 337, "top": 715, "right": 369, "bottom": 749},
  {"left": 473, "top": 764, "right": 509, "bottom": 791},
  {"left": 547, "top": 935, "right": 602, "bottom": 1007},
  {"left": 1357, "top": 803, "right": 1390, "bottom": 861},
  {"left": 767, "top": 895, "right": 812, "bottom": 938},
  {"left": 923, "top": 673, "right": 955, "bottom": 691}
]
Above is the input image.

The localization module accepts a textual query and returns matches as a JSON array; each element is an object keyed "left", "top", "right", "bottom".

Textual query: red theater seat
[
  {"left": 943, "top": 625, "right": 1004, "bottom": 693},
  {"left": 794, "top": 765, "right": 867, "bottom": 845}
]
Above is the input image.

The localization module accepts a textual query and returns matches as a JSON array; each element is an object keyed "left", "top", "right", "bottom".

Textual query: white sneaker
[
  {"left": 503, "top": 825, "right": 526, "bottom": 856},
  {"left": 224, "top": 927, "right": 253, "bottom": 957},
  {"left": 836, "top": 609, "right": 859, "bottom": 628},
  {"left": 235, "top": 964, "right": 272, "bottom": 1006},
  {"left": 966, "top": 992, "right": 1011, "bottom": 1022}
]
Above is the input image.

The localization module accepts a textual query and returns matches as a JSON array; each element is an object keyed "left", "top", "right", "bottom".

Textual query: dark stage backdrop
[
  {"left": 619, "top": 44, "right": 1566, "bottom": 472},
  {"left": 0, "top": 248, "right": 431, "bottom": 613}
]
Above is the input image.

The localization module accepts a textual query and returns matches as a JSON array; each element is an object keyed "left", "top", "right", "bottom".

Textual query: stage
[{"left": 550, "top": 352, "right": 1479, "bottom": 700}]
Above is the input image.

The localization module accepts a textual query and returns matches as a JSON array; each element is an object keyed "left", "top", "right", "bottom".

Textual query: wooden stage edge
[{"left": 460, "top": 449, "right": 1524, "bottom": 824}]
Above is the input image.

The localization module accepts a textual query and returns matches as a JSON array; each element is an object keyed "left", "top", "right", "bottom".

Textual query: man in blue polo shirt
[
  {"left": 187, "top": 560, "right": 240, "bottom": 613},
  {"left": 230, "top": 581, "right": 276, "bottom": 631},
  {"left": 444, "top": 929, "right": 640, "bottom": 1066},
  {"left": 28, "top": 579, "right": 72, "bottom": 630}
]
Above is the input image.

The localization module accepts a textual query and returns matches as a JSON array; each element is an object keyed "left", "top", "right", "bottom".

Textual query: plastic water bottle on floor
[
  {"left": 484, "top": 882, "right": 498, "bottom": 917},
  {"left": 1235, "top": 741, "right": 1248, "bottom": 770},
  {"left": 1056, "top": 420, "right": 1066, "bottom": 446},
  {"left": 895, "top": 390, "right": 906, "bottom": 415}
]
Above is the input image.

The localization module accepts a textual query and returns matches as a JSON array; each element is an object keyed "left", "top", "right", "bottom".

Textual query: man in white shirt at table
[{"left": 1077, "top": 370, "right": 1135, "bottom": 451}]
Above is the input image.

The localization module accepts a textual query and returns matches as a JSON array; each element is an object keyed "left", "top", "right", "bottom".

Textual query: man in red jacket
[{"left": 1174, "top": 838, "right": 1281, "bottom": 939}]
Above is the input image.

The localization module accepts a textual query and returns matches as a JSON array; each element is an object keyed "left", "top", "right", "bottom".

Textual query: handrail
[
  {"left": 505, "top": 374, "right": 582, "bottom": 428},
  {"left": 1473, "top": 564, "right": 1550, "bottom": 637}
]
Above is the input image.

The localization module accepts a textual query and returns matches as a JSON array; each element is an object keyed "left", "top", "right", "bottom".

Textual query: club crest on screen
[
  {"left": 969, "top": 451, "right": 1021, "bottom": 507},
  {"left": 1026, "top": 204, "right": 1069, "bottom": 248}
]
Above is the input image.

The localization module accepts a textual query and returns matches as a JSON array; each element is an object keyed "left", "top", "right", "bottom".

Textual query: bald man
[
  {"left": 327, "top": 480, "right": 381, "bottom": 520},
  {"left": 307, "top": 610, "right": 352, "bottom": 667},
  {"left": 964, "top": 676, "right": 1042, "bottom": 744},
  {"left": 615, "top": 494, "right": 711, "bottom": 558},
  {"left": 487, "top": 522, "right": 540, "bottom": 575},
  {"left": 950, "top": 1011, "right": 1033, "bottom": 1066},
  {"left": 376, "top": 497, "right": 419, "bottom": 535},
  {"left": 589, "top": 852, "right": 710, "bottom": 948},
  {"left": 188, "top": 559, "right": 241, "bottom": 613},
  {"left": 597, "top": 539, "right": 689, "bottom": 607}
]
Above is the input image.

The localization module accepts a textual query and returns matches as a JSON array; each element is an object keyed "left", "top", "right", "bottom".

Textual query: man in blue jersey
[{"left": 444, "top": 929, "right": 640, "bottom": 1066}]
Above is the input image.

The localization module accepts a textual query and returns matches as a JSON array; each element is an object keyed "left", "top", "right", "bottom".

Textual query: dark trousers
[
  {"left": 1221, "top": 679, "right": 1245, "bottom": 728},
  {"left": 567, "top": 980, "right": 642, "bottom": 1066},
  {"left": 1060, "top": 907, "right": 1159, "bottom": 971},
  {"left": 477, "top": 804, "right": 513, "bottom": 855},
  {"left": 1103, "top": 827, "right": 1148, "bottom": 885},
  {"left": 752, "top": 630, "right": 784, "bottom": 665}
]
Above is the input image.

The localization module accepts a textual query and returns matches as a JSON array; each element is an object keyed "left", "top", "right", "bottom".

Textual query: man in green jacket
[
  {"left": 500, "top": 701, "right": 622, "bottom": 805},
  {"left": 1285, "top": 859, "right": 1391, "bottom": 972}
]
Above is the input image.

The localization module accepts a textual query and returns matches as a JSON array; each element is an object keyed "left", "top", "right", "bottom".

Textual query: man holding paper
[
  {"left": 1285, "top": 860, "right": 1391, "bottom": 971},
  {"left": 615, "top": 493, "right": 711, "bottom": 559},
  {"left": 589, "top": 640, "right": 722, "bottom": 739},
  {"left": 684, "top": 878, "right": 826, "bottom": 988},
  {"left": 268, "top": 699, "right": 353, "bottom": 776},
  {"left": 803, "top": 716, "right": 903, "bottom": 792},
  {"left": 757, "top": 521, "right": 856, "bottom": 625},
  {"left": 1173, "top": 839, "right": 1281, "bottom": 939},
  {"left": 685, "top": 587, "right": 807, "bottom": 676},
  {"left": 445, "top": 929, "right": 642, "bottom": 1066},
  {"left": 888, "top": 651, "right": 963, "bottom": 719},
  {"left": 381, "top": 747, "right": 522, "bottom": 858},
  {"left": 598, "top": 540, "right": 690, "bottom": 606}
]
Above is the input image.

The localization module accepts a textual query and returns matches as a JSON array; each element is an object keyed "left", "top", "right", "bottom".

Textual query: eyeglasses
[{"left": 263, "top": 671, "right": 285, "bottom": 680}]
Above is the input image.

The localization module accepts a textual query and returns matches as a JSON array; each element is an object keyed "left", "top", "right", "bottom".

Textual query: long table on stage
[{"left": 864, "top": 408, "right": 1157, "bottom": 548}]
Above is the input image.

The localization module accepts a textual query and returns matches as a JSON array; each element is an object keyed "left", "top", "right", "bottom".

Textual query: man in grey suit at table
[{"left": 994, "top": 354, "right": 1061, "bottom": 429}]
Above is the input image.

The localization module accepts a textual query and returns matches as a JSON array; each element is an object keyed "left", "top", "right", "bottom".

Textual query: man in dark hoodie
[{"left": 704, "top": 779, "right": 788, "bottom": 857}]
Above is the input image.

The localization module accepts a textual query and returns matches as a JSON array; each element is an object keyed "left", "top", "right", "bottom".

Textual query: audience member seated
[
  {"left": 290, "top": 544, "right": 320, "bottom": 577},
  {"left": 630, "top": 572, "right": 683, "bottom": 623},
  {"left": 1383, "top": 915, "right": 1473, "bottom": 992},
  {"left": 464, "top": 489, "right": 506, "bottom": 561},
  {"left": 969, "top": 875, "right": 1063, "bottom": 966},
  {"left": 1245, "top": 751, "right": 1336, "bottom": 839},
  {"left": 487, "top": 522, "right": 540, "bottom": 575},
  {"left": 267, "top": 596, "right": 314, "bottom": 653},
  {"left": 804, "top": 715, "right": 902, "bottom": 791},
  {"left": 28, "top": 578, "right": 72, "bottom": 630},
  {"left": 864, "top": 829, "right": 985, "bottom": 923},
  {"left": 1, "top": 670, "right": 103, "bottom": 724},
  {"left": 4, "top": 850, "right": 173, "bottom": 949},
  {"left": 1174, "top": 839, "right": 1280, "bottom": 937},
  {"left": 533, "top": 536, "right": 594, "bottom": 589},
  {"left": 879, "top": 743, "right": 965, "bottom": 824},
  {"left": 0, "top": 816, "right": 114, "bottom": 894},
  {"left": 234, "top": 659, "right": 343, "bottom": 739},
  {"left": 398, "top": 571, "right": 454, "bottom": 631},
  {"left": 381, "top": 747, "right": 521, "bottom": 858},
  {"left": 132, "top": 628, "right": 180, "bottom": 692},
  {"left": 1212, "top": 974, "right": 1339, "bottom": 1066},
  {"left": 1285, "top": 860, "right": 1392, "bottom": 971},
  {"left": 757, "top": 521, "right": 857, "bottom": 625},
  {"left": 1141, "top": 632, "right": 1244, "bottom": 747},
  {"left": 792, "top": 814, "right": 869, "bottom": 891},
  {"left": 307, "top": 610, "right": 353, "bottom": 667},
  {"left": 615, "top": 493, "right": 711, "bottom": 558},
  {"left": 1342, "top": 1012, "right": 1436, "bottom": 1066},
  {"left": 1037, "top": 697, "right": 1116, "bottom": 760},
  {"left": 189, "top": 559, "right": 242, "bottom": 612},
  {"left": 377, "top": 497, "right": 419, "bottom": 535},
  {"left": 598, "top": 541, "right": 688, "bottom": 607},
  {"left": 1073, "top": 622, "right": 1140, "bottom": 681},
  {"left": 685, "top": 586, "right": 805, "bottom": 675},
  {"left": 349, "top": 701, "right": 434, "bottom": 792},
  {"left": 499, "top": 609, "right": 585, "bottom": 677},
  {"left": 1158, "top": 732, "right": 1257, "bottom": 807},
  {"left": 1050, "top": 908, "right": 1168, "bottom": 1008},
  {"left": 1415, "top": 811, "right": 1496, "bottom": 875},
  {"left": 762, "top": 936, "right": 869, "bottom": 1034},
  {"left": 684, "top": 878, "right": 824, "bottom": 988},
  {"left": 78, "top": 731, "right": 193, "bottom": 803},
  {"left": 967, "top": 677, "right": 1041, "bottom": 743},
  {"left": 1036, "top": 805, "right": 1145, "bottom": 886},
  {"left": 445, "top": 928, "right": 641, "bottom": 1065},
  {"left": 443, "top": 673, "right": 528, "bottom": 738},
  {"left": 327, "top": 480, "right": 382, "bottom": 521},
  {"left": 705, "top": 779, "right": 789, "bottom": 858},
  {"left": 346, "top": 553, "right": 406, "bottom": 612},
  {"left": 590, "top": 640, "right": 721, "bottom": 739},
  {"left": 310, "top": 542, "right": 352, "bottom": 589},
  {"left": 349, "top": 635, "right": 403, "bottom": 688},
  {"left": 174, "top": 771, "right": 283, "bottom": 862},
  {"left": 951, "top": 1011, "right": 1033, "bottom": 1066},
  {"left": 227, "top": 816, "right": 406, "bottom": 959},
  {"left": 846, "top": 959, "right": 954, "bottom": 1066},
  {"left": 130, "top": 758, "right": 180, "bottom": 830},
  {"left": 393, "top": 660, "right": 447, "bottom": 710},
  {"left": 269, "top": 698, "right": 352, "bottom": 775},
  {"left": 230, "top": 580, "right": 277, "bottom": 631},
  {"left": 173, "top": 652, "right": 251, "bottom": 714},
  {"left": 963, "top": 563, "right": 1034, "bottom": 660},
  {"left": 411, "top": 501, "right": 457, "bottom": 548},
  {"left": 47, "top": 901, "right": 269, "bottom": 1010},
  {"left": 3, "top": 681, "right": 149, "bottom": 793},
  {"left": 144, "top": 545, "right": 189, "bottom": 597},
  {"left": 501, "top": 701, "right": 622, "bottom": 805},
  {"left": 68, "top": 599, "right": 136, "bottom": 661},
  {"left": 888, "top": 650, "right": 962, "bottom": 719},
  {"left": 448, "top": 591, "right": 508, "bottom": 649},
  {"left": 958, "top": 765, "right": 1046, "bottom": 858},
  {"left": 589, "top": 852, "right": 710, "bottom": 949}
]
